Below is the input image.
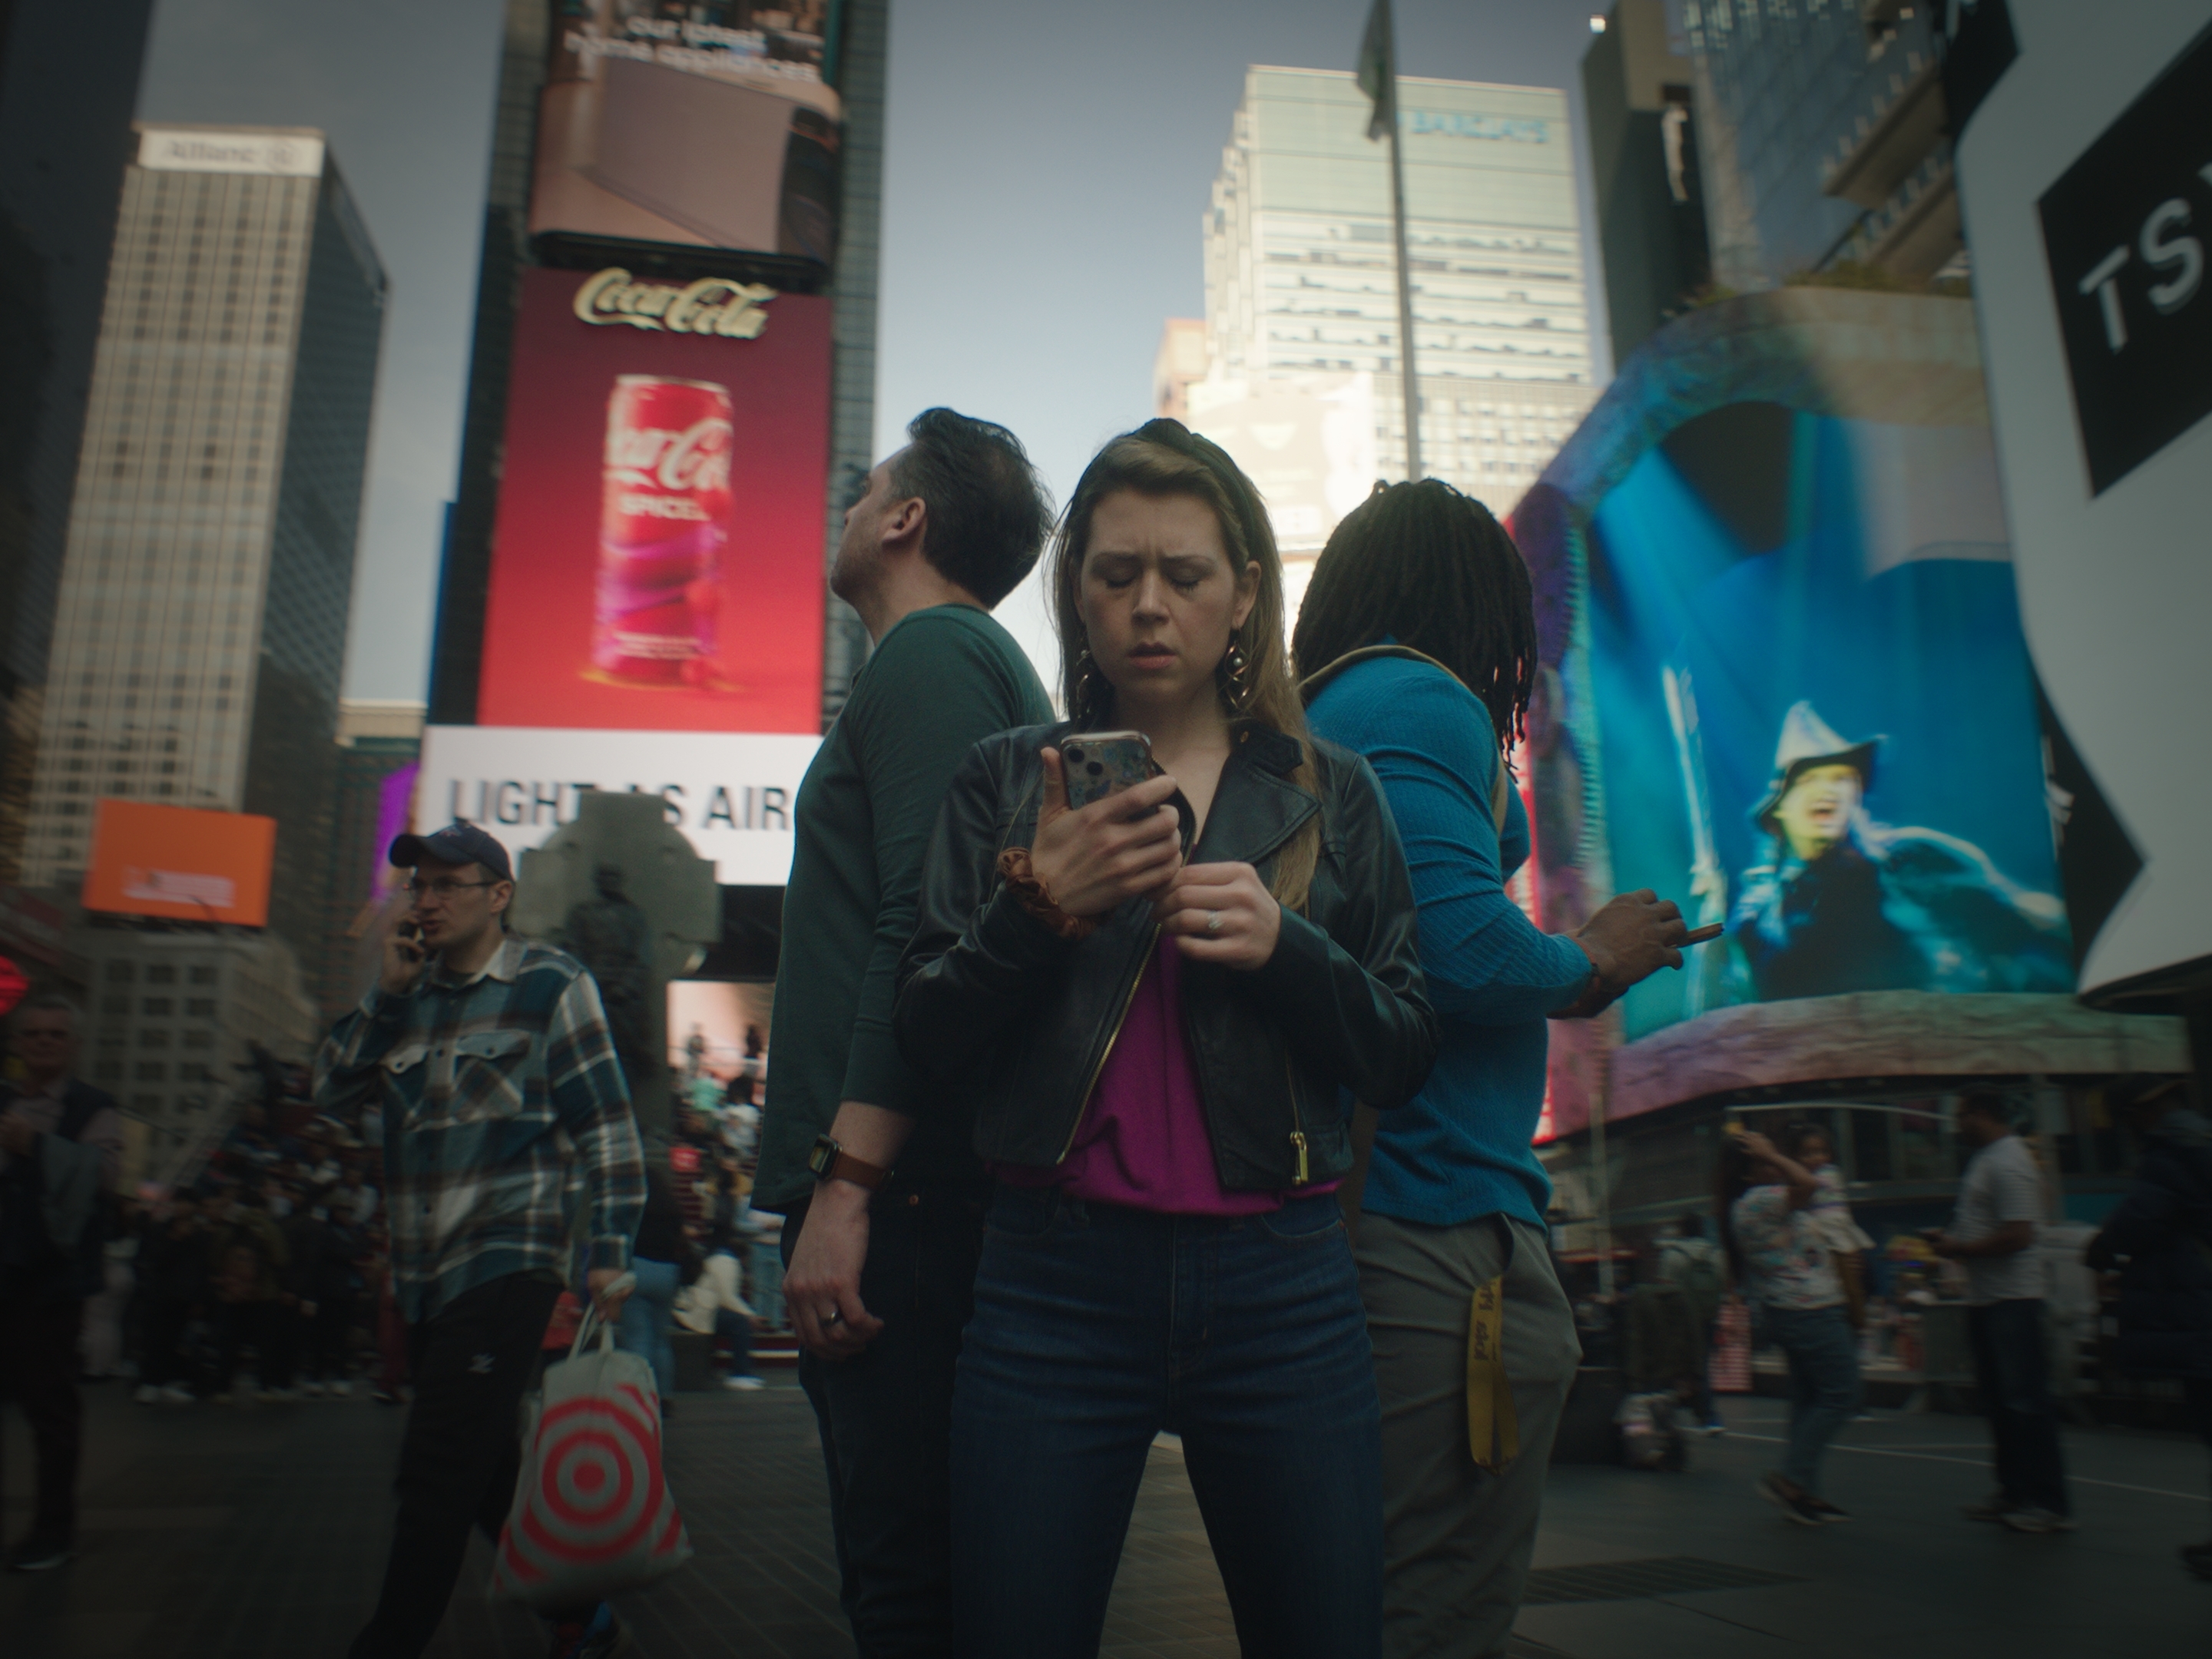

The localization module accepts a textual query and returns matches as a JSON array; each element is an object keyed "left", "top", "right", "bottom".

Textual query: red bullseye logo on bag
[
  {"left": 592, "top": 376, "right": 736, "bottom": 687},
  {"left": 496, "top": 1379, "right": 690, "bottom": 1598}
]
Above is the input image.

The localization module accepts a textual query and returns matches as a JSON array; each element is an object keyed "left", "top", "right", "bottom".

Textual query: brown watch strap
[{"left": 822, "top": 1149, "right": 890, "bottom": 1191}]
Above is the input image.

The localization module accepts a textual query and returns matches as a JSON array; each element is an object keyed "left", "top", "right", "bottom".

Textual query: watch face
[{"left": 807, "top": 1136, "right": 837, "bottom": 1177}]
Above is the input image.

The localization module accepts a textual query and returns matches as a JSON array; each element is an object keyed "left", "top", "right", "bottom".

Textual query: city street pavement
[{"left": 4, "top": 1377, "right": 2206, "bottom": 1658}]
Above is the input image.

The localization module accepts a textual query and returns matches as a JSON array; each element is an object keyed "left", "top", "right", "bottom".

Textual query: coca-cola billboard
[
  {"left": 529, "top": 0, "right": 843, "bottom": 278},
  {"left": 476, "top": 266, "right": 829, "bottom": 733}
]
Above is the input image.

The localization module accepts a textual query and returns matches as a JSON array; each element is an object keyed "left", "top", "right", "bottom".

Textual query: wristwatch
[{"left": 808, "top": 1134, "right": 889, "bottom": 1192}]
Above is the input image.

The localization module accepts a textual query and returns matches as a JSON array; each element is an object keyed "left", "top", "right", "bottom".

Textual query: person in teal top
[{"left": 1296, "top": 479, "right": 1693, "bottom": 1659}]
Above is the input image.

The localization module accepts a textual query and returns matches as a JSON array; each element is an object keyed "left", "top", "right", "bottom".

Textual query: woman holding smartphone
[{"left": 894, "top": 419, "right": 1435, "bottom": 1659}]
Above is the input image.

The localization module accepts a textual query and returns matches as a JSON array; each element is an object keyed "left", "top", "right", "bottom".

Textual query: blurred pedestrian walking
[
  {"left": 0, "top": 995, "right": 123, "bottom": 1571},
  {"left": 2083, "top": 1076, "right": 2211, "bottom": 1578},
  {"left": 755, "top": 408, "right": 1055, "bottom": 1656},
  {"left": 315, "top": 822, "right": 644, "bottom": 1659},
  {"left": 1721, "top": 1128, "right": 1860, "bottom": 1525},
  {"left": 1296, "top": 478, "right": 1698, "bottom": 1657},
  {"left": 616, "top": 1159, "right": 693, "bottom": 1409},
  {"left": 1936, "top": 1090, "right": 2073, "bottom": 1534},
  {"left": 134, "top": 1191, "right": 210, "bottom": 1402},
  {"left": 1660, "top": 1211, "right": 1728, "bottom": 1433}
]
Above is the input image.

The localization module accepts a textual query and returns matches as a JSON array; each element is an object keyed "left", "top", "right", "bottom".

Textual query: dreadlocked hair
[
  {"left": 1048, "top": 420, "right": 1321, "bottom": 914},
  {"left": 1290, "top": 478, "right": 1539, "bottom": 747}
]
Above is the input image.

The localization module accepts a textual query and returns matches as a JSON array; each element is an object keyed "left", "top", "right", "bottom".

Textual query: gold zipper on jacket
[
  {"left": 1055, "top": 922, "right": 1161, "bottom": 1165},
  {"left": 1286, "top": 1058, "right": 1311, "bottom": 1186}
]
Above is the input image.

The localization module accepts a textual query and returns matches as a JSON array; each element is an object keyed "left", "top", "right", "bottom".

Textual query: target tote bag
[{"left": 493, "top": 1275, "right": 694, "bottom": 1609}]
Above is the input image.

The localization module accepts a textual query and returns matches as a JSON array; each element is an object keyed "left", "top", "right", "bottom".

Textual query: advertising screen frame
[
  {"left": 81, "top": 801, "right": 277, "bottom": 928},
  {"left": 475, "top": 265, "right": 830, "bottom": 737}
]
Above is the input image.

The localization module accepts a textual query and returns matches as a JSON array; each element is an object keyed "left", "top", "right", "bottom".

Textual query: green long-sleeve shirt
[{"left": 755, "top": 604, "right": 1051, "bottom": 1210}]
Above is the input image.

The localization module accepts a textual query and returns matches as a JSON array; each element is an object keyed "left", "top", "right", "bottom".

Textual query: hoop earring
[
  {"left": 1073, "top": 645, "right": 1106, "bottom": 725},
  {"left": 1217, "top": 637, "right": 1254, "bottom": 714}
]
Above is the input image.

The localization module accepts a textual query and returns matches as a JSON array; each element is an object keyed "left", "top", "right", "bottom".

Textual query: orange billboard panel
[{"left": 83, "top": 801, "right": 276, "bottom": 927}]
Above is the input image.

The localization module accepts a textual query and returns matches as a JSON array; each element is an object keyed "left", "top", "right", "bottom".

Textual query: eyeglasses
[{"left": 406, "top": 877, "right": 498, "bottom": 899}]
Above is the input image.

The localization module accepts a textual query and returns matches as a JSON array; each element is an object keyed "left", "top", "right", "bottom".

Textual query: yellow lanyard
[{"left": 1465, "top": 1274, "right": 1519, "bottom": 1472}]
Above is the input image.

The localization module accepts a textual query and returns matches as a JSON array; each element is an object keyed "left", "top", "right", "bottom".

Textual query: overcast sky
[{"left": 138, "top": 0, "right": 1622, "bottom": 704}]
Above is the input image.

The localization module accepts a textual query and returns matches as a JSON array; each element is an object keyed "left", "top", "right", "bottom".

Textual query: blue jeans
[
  {"left": 1763, "top": 1305, "right": 1862, "bottom": 1496},
  {"left": 952, "top": 1186, "right": 1382, "bottom": 1659},
  {"left": 1968, "top": 1299, "right": 2070, "bottom": 1515},
  {"left": 614, "top": 1257, "right": 679, "bottom": 1399}
]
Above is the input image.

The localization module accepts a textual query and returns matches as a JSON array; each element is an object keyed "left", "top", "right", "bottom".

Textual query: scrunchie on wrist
[{"left": 997, "top": 847, "right": 1098, "bottom": 942}]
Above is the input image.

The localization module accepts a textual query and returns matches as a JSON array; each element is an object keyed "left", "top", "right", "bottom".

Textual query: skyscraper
[
  {"left": 1204, "top": 67, "right": 1595, "bottom": 520},
  {"left": 1583, "top": 0, "right": 1711, "bottom": 365},
  {"left": 1682, "top": 0, "right": 1963, "bottom": 290},
  {"left": 0, "top": 1, "right": 156, "bottom": 883},
  {"left": 20, "top": 125, "right": 388, "bottom": 960}
]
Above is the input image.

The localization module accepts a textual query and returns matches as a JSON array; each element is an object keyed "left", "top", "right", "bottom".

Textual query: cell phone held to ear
[{"left": 1060, "top": 731, "right": 1157, "bottom": 811}]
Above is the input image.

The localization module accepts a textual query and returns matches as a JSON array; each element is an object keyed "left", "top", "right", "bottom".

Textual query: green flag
[{"left": 1356, "top": 0, "right": 1396, "bottom": 141}]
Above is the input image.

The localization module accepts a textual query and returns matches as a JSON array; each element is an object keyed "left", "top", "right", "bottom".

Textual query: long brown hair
[{"left": 1047, "top": 419, "right": 1320, "bottom": 912}]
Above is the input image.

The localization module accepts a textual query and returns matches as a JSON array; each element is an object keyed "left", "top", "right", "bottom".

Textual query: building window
[
  {"left": 186, "top": 998, "right": 216, "bottom": 1018},
  {"left": 188, "top": 965, "right": 215, "bottom": 985},
  {"left": 146, "top": 964, "right": 176, "bottom": 985},
  {"left": 177, "top": 1062, "right": 211, "bottom": 1084},
  {"left": 139, "top": 1029, "right": 170, "bottom": 1049},
  {"left": 102, "top": 995, "right": 130, "bottom": 1016},
  {"left": 94, "top": 1061, "right": 124, "bottom": 1083},
  {"left": 134, "top": 1061, "right": 165, "bottom": 1082},
  {"left": 132, "top": 1094, "right": 163, "bottom": 1113},
  {"left": 141, "top": 997, "right": 173, "bottom": 1016},
  {"left": 182, "top": 1029, "right": 214, "bottom": 1051},
  {"left": 106, "top": 961, "right": 135, "bottom": 983}
]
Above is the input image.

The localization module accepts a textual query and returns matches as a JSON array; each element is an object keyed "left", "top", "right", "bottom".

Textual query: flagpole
[{"left": 1378, "top": 5, "right": 1422, "bottom": 480}]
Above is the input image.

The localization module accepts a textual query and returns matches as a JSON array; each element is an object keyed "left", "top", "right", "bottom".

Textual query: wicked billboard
[{"left": 1511, "top": 288, "right": 2177, "bottom": 1137}]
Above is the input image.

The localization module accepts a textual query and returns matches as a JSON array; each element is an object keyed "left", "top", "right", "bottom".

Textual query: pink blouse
[{"left": 998, "top": 935, "right": 1332, "bottom": 1215}]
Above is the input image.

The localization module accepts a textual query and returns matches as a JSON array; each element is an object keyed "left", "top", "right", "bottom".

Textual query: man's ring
[
  {"left": 821, "top": 1309, "right": 843, "bottom": 1326},
  {"left": 1206, "top": 911, "right": 1223, "bottom": 933}
]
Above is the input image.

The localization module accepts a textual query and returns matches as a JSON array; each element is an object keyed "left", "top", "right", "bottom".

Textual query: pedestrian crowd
[{"left": 3, "top": 407, "right": 2207, "bottom": 1659}]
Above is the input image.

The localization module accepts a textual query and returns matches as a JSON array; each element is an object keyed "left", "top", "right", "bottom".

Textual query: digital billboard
[
  {"left": 83, "top": 801, "right": 276, "bottom": 927},
  {"left": 417, "top": 725, "right": 819, "bottom": 886},
  {"left": 475, "top": 265, "right": 830, "bottom": 734},
  {"left": 1581, "top": 404, "right": 2070, "bottom": 1041},
  {"left": 1508, "top": 286, "right": 2164, "bottom": 1137},
  {"left": 531, "top": 1, "right": 842, "bottom": 272}
]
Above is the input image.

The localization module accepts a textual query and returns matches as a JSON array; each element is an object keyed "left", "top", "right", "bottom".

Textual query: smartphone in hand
[
  {"left": 1060, "top": 730, "right": 1156, "bottom": 810},
  {"left": 396, "top": 919, "right": 426, "bottom": 965}
]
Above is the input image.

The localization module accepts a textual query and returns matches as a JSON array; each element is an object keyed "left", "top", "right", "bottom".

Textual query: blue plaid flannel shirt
[{"left": 314, "top": 935, "right": 644, "bottom": 1323}]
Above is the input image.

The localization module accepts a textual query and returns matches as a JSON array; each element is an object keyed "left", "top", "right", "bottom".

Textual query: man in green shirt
[{"left": 758, "top": 407, "right": 1052, "bottom": 1655}]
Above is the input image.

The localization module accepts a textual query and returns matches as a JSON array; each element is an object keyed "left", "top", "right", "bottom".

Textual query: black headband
[{"left": 1076, "top": 418, "right": 1273, "bottom": 578}]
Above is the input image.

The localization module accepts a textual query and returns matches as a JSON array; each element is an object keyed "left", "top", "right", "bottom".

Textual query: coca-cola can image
[{"left": 591, "top": 374, "right": 734, "bottom": 686}]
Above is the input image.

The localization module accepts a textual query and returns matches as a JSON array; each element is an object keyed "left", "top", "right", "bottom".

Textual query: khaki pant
[{"left": 1356, "top": 1213, "right": 1581, "bottom": 1659}]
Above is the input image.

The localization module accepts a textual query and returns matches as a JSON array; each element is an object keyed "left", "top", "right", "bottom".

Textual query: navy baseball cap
[{"left": 388, "top": 821, "right": 513, "bottom": 883}]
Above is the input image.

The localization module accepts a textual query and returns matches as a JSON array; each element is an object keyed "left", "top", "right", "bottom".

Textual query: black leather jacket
[{"left": 893, "top": 720, "right": 1436, "bottom": 1193}]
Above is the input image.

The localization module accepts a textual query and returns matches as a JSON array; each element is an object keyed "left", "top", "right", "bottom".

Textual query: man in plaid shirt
[{"left": 316, "top": 822, "right": 644, "bottom": 1659}]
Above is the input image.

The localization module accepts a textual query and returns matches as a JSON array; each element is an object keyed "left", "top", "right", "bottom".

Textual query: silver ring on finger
[
  {"left": 1206, "top": 911, "right": 1224, "bottom": 933},
  {"left": 821, "top": 1308, "right": 843, "bottom": 1326}
]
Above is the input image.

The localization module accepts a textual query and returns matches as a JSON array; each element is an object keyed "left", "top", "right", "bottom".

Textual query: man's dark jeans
[
  {"left": 1968, "top": 1297, "right": 2070, "bottom": 1515},
  {"left": 349, "top": 1271, "right": 561, "bottom": 1659},
  {"left": 0, "top": 1296, "right": 84, "bottom": 1545},
  {"left": 950, "top": 1187, "right": 1382, "bottom": 1659},
  {"left": 785, "top": 1182, "right": 985, "bottom": 1658}
]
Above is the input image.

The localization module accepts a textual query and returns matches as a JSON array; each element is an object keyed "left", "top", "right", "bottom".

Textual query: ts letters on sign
[{"left": 2037, "top": 22, "right": 2212, "bottom": 496}]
